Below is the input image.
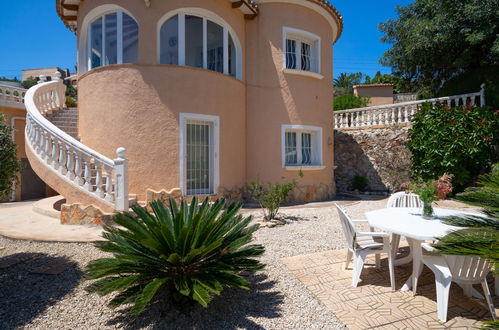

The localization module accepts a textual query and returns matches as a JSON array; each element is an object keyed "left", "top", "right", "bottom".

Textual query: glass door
[{"left": 185, "top": 120, "right": 214, "bottom": 195}]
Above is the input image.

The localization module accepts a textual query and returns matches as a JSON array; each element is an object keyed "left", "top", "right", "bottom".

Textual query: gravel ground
[{"left": 0, "top": 198, "right": 478, "bottom": 329}]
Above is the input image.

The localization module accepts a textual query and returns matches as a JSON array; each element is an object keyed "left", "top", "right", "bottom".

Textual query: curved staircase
[{"left": 24, "top": 73, "right": 129, "bottom": 214}]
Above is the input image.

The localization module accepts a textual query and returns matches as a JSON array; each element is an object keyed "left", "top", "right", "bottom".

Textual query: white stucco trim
[
  {"left": 78, "top": 4, "right": 139, "bottom": 73},
  {"left": 179, "top": 113, "right": 220, "bottom": 196},
  {"left": 285, "top": 165, "right": 325, "bottom": 171},
  {"left": 283, "top": 69, "right": 324, "bottom": 80},
  {"left": 257, "top": 0, "right": 339, "bottom": 39},
  {"left": 157, "top": 8, "right": 243, "bottom": 80},
  {"left": 281, "top": 124, "right": 323, "bottom": 168}
]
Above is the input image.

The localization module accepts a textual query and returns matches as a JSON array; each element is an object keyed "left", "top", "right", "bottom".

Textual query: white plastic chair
[
  {"left": 387, "top": 191, "right": 423, "bottom": 208},
  {"left": 421, "top": 243, "right": 497, "bottom": 322},
  {"left": 335, "top": 204, "right": 395, "bottom": 290},
  {"left": 387, "top": 192, "right": 423, "bottom": 260}
]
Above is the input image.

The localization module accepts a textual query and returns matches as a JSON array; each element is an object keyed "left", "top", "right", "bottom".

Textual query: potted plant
[{"left": 400, "top": 174, "right": 453, "bottom": 219}]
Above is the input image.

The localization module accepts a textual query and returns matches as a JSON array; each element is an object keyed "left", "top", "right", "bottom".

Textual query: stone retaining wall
[{"left": 334, "top": 126, "right": 412, "bottom": 193}]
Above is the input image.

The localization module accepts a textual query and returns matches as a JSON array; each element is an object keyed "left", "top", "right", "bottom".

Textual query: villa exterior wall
[
  {"left": 353, "top": 85, "right": 394, "bottom": 106},
  {"left": 245, "top": 3, "right": 335, "bottom": 201},
  {"left": 78, "top": 64, "right": 246, "bottom": 201}
]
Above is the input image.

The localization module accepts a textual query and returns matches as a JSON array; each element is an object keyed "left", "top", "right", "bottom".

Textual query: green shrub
[
  {"left": 351, "top": 175, "right": 368, "bottom": 191},
  {"left": 407, "top": 103, "right": 499, "bottom": 190},
  {"left": 246, "top": 181, "right": 297, "bottom": 221},
  {"left": 0, "top": 113, "right": 21, "bottom": 199},
  {"left": 334, "top": 94, "right": 370, "bottom": 111},
  {"left": 65, "top": 96, "right": 78, "bottom": 107},
  {"left": 85, "top": 197, "right": 265, "bottom": 314}
]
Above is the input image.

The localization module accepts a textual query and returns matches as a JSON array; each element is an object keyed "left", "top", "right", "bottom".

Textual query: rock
[{"left": 60, "top": 204, "right": 114, "bottom": 225}]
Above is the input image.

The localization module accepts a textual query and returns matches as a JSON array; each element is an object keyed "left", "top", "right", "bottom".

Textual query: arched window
[
  {"left": 88, "top": 11, "right": 138, "bottom": 70},
  {"left": 159, "top": 13, "right": 239, "bottom": 78}
]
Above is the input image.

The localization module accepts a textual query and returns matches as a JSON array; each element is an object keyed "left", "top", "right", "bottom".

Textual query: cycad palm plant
[{"left": 85, "top": 197, "right": 265, "bottom": 314}]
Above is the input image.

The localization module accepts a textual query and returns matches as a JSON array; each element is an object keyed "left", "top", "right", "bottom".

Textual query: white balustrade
[
  {"left": 25, "top": 72, "right": 129, "bottom": 211},
  {"left": 0, "top": 83, "right": 27, "bottom": 109},
  {"left": 334, "top": 85, "right": 486, "bottom": 129}
]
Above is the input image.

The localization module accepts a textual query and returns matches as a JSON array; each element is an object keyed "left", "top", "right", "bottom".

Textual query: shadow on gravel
[
  {"left": 106, "top": 272, "right": 284, "bottom": 329},
  {"left": 0, "top": 253, "right": 81, "bottom": 330}
]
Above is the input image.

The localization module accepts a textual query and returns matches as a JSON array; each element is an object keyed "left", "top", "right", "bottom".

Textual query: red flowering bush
[
  {"left": 407, "top": 103, "right": 499, "bottom": 190},
  {"left": 401, "top": 174, "right": 454, "bottom": 203}
]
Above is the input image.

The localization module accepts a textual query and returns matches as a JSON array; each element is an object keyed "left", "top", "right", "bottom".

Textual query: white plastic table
[{"left": 365, "top": 207, "right": 480, "bottom": 295}]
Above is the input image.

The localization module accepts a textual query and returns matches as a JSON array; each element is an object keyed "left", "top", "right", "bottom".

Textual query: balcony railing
[
  {"left": 334, "top": 84, "right": 485, "bottom": 129},
  {"left": 0, "top": 83, "right": 27, "bottom": 109}
]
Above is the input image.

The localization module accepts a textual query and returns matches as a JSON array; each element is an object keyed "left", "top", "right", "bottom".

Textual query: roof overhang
[
  {"left": 56, "top": 0, "right": 341, "bottom": 42},
  {"left": 56, "top": 0, "right": 260, "bottom": 32}
]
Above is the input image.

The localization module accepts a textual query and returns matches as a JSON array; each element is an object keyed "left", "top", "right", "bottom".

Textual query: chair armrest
[
  {"left": 352, "top": 219, "right": 369, "bottom": 223},
  {"left": 357, "top": 231, "right": 390, "bottom": 237},
  {"left": 421, "top": 242, "right": 438, "bottom": 253}
]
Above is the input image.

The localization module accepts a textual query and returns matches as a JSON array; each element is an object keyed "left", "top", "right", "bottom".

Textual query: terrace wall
[{"left": 334, "top": 125, "right": 412, "bottom": 193}]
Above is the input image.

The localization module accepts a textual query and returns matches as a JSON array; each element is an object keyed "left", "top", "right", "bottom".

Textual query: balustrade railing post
[
  {"left": 113, "top": 148, "right": 129, "bottom": 211},
  {"left": 83, "top": 154, "right": 93, "bottom": 192},
  {"left": 59, "top": 141, "right": 67, "bottom": 175},
  {"left": 66, "top": 147, "right": 76, "bottom": 180},
  {"left": 74, "top": 151, "right": 83, "bottom": 185},
  {"left": 104, "top": 164, "right": 114, "bottom": 203},
  {"left": 94, "top": 160, "right": 104, "bottom": 198},
  {"left": 480, "top": 83, "right": 485, "bottom": 106}
]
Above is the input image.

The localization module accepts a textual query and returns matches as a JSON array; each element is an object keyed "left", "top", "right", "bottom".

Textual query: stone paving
[
  {"left": 0, "top": 201, "right": 104, "bottom": 242},
  {"left": 282, "top": 248, "right": 498, "bottom": 329}
]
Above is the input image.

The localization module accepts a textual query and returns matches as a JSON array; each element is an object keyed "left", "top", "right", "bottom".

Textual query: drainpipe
[{"left": 9, "top": 116, "right": 26, "bottom": 202}]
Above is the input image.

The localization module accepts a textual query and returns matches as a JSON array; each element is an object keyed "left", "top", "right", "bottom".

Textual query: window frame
[
  {"left": 282, "top": 27, "right": 322, "bottom": 79},
  {"left": 157, "top": 9, "right": 242, "bottom": 80},
  {"left": 281, "top": 125, "right": 324, "bottom": 170},
  {"left": 86, "top": 9, "right": 139, "bottom": 71}
]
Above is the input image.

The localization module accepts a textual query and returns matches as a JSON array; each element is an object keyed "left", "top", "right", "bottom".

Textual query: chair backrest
[
  {"left": 335, "top": 204, "right": 357, "bottom": 250},
  {"left": 445, "top": 255, "right": 491, "bottom": 283},
  {"left": 387, "top": 191, "right": 423, "bottom": 208}
]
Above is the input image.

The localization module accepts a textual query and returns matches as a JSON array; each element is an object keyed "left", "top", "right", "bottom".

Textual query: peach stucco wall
[
  {"left": 1, "top": 106, "right": 26, "bottom": 201},
  {"left": 78, "top": 64, "right": 246, "bottom": 201},
  {"left": 245, "top": 3, "right": 335, "bottom": 190},
  {"left": 71, "top": 0, "right": 339, "bottom": 205},
  {"left": 354, "top": 86, "right": 394, "bottom": 106}
]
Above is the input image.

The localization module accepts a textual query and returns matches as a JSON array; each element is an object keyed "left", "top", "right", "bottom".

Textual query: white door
[{"left": 184, "top": 119, "right": 215, "bottom": 195}]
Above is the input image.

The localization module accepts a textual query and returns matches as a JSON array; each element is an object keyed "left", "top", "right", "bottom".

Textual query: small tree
[
  {"left": 246, "top": 181, "right": 297, "bottom": 221},
  {"left": 0, "top": 113, "right": 21, "bottom": 199}
]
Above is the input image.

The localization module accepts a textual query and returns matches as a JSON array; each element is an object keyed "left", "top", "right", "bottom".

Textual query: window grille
[
  {"left": 301, "top": 133, "right": 312, "bottom": 164},
  {"left": 186, "top": 120, "right": 214, "bottom": 195},
  {"left": 285, "top": 132, "right": 298, "bottom": 164}
]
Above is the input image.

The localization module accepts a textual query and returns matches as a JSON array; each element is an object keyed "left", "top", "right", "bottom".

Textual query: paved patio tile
[{"left": 282, "top": 249, "right": 498, "bottom": 329}]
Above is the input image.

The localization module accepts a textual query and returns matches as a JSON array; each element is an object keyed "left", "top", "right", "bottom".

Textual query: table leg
[
  {"left": 392, "top": 234, "right": 413, "bottom": 266},
  {"left": 400, "top": 238, "right": 424, "bottom": 295}
]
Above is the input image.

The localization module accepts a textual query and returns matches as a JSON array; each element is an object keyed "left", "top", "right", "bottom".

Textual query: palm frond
[{"left": 85, "top": 197, "right": 265, "bottom": 314}]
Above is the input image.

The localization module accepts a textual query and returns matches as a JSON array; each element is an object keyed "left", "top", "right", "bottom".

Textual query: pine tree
[{"left": 0, "top": 113, "right": 21, "bottom": 199}]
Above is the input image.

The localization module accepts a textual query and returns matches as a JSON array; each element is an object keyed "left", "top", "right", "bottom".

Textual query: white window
[
  {"left": 87, "top": 11, "right": 138, "bottom": 70},
  {"left": 159, "top": 13, "right": 240, "bottom": 78},
  {"left": 283, "top": 27, "right": 320, "bottom": 74},
  {"left": 282, "top": 125, "right": 323, "bottom": 168}
]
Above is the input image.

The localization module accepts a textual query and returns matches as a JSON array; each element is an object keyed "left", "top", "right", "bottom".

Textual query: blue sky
[{"left": 0, "top": 0, "right": 412, "bottom": 80}]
